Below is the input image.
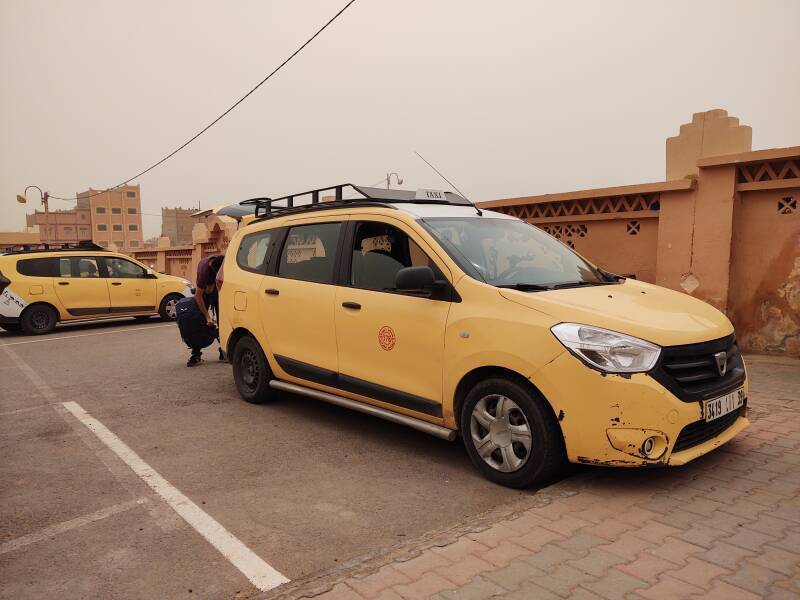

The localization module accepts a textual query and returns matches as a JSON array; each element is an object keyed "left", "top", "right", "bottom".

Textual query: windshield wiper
[
  {"left": 551, "top": 280, "right": 615, "bottom": 289},
  {"left": 496, "top": 283, "right": 552, "bottom": 292}
]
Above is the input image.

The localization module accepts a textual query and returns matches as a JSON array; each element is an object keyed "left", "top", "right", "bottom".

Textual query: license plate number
[{"left": 703, "top": 388, "right": 745, "bottom": 422}]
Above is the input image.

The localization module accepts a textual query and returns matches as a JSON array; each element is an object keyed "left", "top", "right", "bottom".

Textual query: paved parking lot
[
  {"left": 2, "top": 321, "right": 798, "bottom": 599},
  {"left": 1, "top": 319, "right": 529, "bottom": 599}
]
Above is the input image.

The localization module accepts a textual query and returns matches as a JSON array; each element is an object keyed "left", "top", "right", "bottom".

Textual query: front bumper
[
  {"left": 0, "top": 315, "right": 20, "bottom": 326},
  {"left": 534, "top": 351, "right": 749, "bottom": 467}
]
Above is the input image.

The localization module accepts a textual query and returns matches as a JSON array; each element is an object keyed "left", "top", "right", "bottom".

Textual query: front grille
[
  {"left": 673, "top": 409, "right": 742, "bottom": 453},
  {"left": 649, "top": 334, "right": 745, "bottom": 402}
]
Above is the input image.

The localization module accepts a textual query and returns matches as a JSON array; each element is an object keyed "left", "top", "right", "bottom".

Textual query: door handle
[
  {"left": 342, "top": 301, "right": 361, "bottom": 310},
  {"left": 58, "top": 281, "right": 70, "bottom": 286},
  {"left": 264, "top": 288, "right": 280, "bottom": 296},
  {"left": 111, "top": 282, "right": 122, "bottom": 286}
]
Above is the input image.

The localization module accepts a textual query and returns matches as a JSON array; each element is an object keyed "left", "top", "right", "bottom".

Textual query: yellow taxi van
[
  {"left": 0, "top": 242, "right": 192, "bottom": 334},
  {"left": 218, "top": 184, "right": 749, "bottom": 488}
]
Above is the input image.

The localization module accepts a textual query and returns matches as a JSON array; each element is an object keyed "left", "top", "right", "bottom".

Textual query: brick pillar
[
  {"left": 155, "top": 249, "right": 167, "bottom": 274},
  {"left": 688, "top": 165, "right": 738, "bottom": 312},
  {"left": 655, "top": 166, "right": 738, "bottom": 313}
]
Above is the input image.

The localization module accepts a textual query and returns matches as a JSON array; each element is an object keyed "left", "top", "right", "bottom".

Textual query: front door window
[
  {"left": 350, "top": 222, "right": 435, "bottom": 292},
  {"left": 105, "top": 257, "right": 147, "bottom": 278}
]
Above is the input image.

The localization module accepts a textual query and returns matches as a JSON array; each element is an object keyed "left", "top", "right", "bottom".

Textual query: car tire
[
  {"left": 460, "top": 376, "right": 564, "bottom": 489},
  {"left": 232, "top": 336, "right": 274, "bottom": 404},
  {"left": 158, "top": 293, "right": 184, "bottom": 321},
  {"left": 20, "top": 304, "right": 58, "bottom": 335}
]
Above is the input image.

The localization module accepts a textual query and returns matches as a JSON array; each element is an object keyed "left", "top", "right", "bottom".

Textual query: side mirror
[
  {"left": 145, "top": 268, "right": 157, "bottom": 279},
  {"left": 396, "top": 266, "right": 435, "bottom": 290}
]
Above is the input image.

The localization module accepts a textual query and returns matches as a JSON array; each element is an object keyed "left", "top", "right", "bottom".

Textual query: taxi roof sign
[{"left": 415, "top": 189, "right": 448, "bottom": 202}]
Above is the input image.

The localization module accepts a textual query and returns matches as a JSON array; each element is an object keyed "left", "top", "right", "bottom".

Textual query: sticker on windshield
[{"left": 378, "top": 326, "right": 396, "bottom": 351}]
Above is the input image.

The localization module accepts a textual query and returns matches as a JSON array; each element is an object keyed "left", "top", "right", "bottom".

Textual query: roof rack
[
  {"left": 239, "top": 183, "right": 474, "bottom": 221},
  {"left": 1, "top": 241, "right": 109, "bottom": 255}
]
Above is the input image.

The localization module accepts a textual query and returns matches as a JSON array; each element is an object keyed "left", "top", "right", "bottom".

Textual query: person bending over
[{"left": 187, "top": 253, "right": 224, "bottom": 366}]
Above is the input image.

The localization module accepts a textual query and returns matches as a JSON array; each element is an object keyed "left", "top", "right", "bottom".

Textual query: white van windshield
[{"left": 422, "top": 217, "right": 612, "bottom": 290}]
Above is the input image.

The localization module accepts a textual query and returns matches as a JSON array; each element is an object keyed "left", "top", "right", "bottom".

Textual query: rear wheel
[
  {"left": 20, "top": 305, "right": 58, "bottom": 335},
  {"left": 460, "top": 376, "right": 564, "bottom": 488},
  {"left": 232, "top": 336, "right": 274, "bottom": 404},
  {"left": 158, "top": 293, "right": 183, "bottom": 321}
]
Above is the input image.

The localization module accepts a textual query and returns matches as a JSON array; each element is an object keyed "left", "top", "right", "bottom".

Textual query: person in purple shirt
[{"left": 190, "top": 253, "right": 225, "bottom": 366}]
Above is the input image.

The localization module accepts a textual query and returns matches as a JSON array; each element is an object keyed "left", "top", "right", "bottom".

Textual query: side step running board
[{"left": 268, "top": 380, "right": 457, "bottom": 441}]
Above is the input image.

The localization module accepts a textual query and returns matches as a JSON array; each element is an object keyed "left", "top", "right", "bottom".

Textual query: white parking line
[
  {"left": 0, "top": 324, "right": 173, "bottom": 347},
  {"left": 0, "top": 499, "right": 145, "bottom": 556},
  {"left": 60, "top": 401, "right": 289, "bottom": 592}
]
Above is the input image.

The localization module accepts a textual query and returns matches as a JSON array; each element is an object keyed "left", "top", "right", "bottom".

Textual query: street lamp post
[
  {"left": 386, "top": 172, "right": 403, "bottom": 189},
  {"left": 16, "top": 186, "right": 50, "bottom": 243}
]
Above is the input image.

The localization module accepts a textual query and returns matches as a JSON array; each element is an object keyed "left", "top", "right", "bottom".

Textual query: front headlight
[{"left": 551, "top": 323, "right": 661, "bottom": 374}]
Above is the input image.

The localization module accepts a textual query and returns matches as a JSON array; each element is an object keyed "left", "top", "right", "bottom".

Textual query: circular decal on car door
[{"left": 378, "top": 326, "right": 396, "bottom": 351}]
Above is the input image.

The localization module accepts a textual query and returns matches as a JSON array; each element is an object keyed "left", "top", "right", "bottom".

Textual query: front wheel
[
  {"left": 158, "top": 293, "right": 184, "bottom": 321},
  {"left": 232, "top": 336, "right": 275, "bottom": 404},
  {"left": 460, "top": 377, "right": 564, "bottom": 488},
  {"left": 20, "top": 305, "right": 58, "bottom": 335}
]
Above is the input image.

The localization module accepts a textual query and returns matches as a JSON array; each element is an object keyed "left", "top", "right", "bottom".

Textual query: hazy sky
[{"left": 2, "top": 0, "right": 799, "bottom": 238}]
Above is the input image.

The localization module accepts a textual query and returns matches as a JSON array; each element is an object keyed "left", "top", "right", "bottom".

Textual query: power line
[{"left": 48, "top": 0, "right": 357, "bottom": 202}]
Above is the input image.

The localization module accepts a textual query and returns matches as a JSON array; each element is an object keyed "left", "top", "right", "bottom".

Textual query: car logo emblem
[{"left": 714, "top": 351, "right": 727, "bottom": 376}]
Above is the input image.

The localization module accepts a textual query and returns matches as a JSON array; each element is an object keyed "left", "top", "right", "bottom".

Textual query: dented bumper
[{"left": 533, "top": 351, "right": 749, "bottom": 467}]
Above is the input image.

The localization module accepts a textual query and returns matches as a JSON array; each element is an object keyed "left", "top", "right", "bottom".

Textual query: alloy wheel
[
  {"left": 165, "top": 299, "right": 179, "bottom": 320},
  {"left": 470, "top": 394, "right": 532, "bottom": 472}
]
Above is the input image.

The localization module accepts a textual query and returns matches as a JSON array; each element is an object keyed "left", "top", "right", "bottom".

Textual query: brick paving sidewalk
[{"left": 282, "top": 356, "right": 800, "bottom": 600}]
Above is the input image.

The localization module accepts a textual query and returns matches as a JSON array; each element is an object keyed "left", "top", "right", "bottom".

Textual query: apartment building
[
  {"left": 29, "top": 185, "right": 144, "bottom": 250},
  {"left": 26, "top": 207, "right": 92, "bottom": 244},
  {"left": 79, "top": 185, "right": 144, "bottom": 249}
]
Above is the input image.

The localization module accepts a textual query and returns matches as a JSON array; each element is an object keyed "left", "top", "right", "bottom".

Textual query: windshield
[{"left": 422, "top": 217, "right": 608, "bottom": 288}]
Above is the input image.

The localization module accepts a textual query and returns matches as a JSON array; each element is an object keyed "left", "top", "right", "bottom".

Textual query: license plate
[{"left": 703, "top": 387, "right": 745, "bottom": 422}]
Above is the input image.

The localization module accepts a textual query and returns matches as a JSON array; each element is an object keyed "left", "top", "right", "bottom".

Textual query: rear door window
[
  {"left": 277, "top": 222, "right": 342, "bottom": 284},
  {"left": 58, "top": 258, "right": 71, "bottom": 277},
  {"left": 75, "top": 257, "right": 101, "bottom": 278}
]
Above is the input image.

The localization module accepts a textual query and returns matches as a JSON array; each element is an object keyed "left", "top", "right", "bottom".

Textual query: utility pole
[{"left": 16, "top": 186, "right": 50, "bottom": 243}]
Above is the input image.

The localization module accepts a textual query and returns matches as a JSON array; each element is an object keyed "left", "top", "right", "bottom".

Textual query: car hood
[{"left": 499, "top": 279, "right": 733, "bottom": 347}]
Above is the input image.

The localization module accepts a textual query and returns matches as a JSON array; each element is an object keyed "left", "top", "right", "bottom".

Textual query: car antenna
[{"left": 413, "top": 151, "right": 482, "bottom": 215}]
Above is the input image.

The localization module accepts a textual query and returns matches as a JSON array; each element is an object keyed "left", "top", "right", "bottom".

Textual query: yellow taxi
[
  {"left": 218, "top": 184, "right": 749, "bottom": 488},
  {"left": 0, "top": 243, "right": 192, "bottom": 334}
]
